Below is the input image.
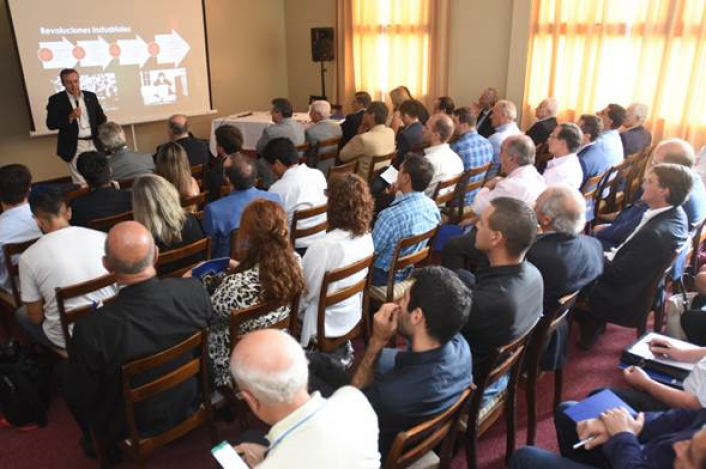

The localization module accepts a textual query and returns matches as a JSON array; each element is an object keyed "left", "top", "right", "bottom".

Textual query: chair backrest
[
  {"left": 3, "top": 238, "right": 40, "bottom": 305},
  {"left": 181, "top": 192, "right": 207, "bottom": 211},
  {"left": 317, "top": 137, "right": 341, "bottom": 162},
  {"left": 290, "top": 203, "right": 328, "bottom": 246},
  {"left": 190, "top": 164, "right": 205, "bottom": 181},
  {"left": 580, "top": 173, "right": 605, "bottom": 203},
  {"left": 64, "top": 186, "right": 90, "bottom": 205},
  {"left": 315, "top": 255, "right": 374, "bottom": 352},
  {"left": 591, "top": 159, "right": 634, "bottom": 223},
  {"left": 328, "top": 161, "right": 358, "bottom": 181},
  {"left": 219, "top": 184, "right": 231, "bottom": 198},
  {"left": 433, "top": 173, "right": 464, "bottom": 208},
  {"left": 384, "top": 387, "right": 473, "bottom": 469},
  {"left": 638, "top": 248, "right": 680, "bottom": 335},
  {"left": 295, "top": 143, "right": 310, "bottom": 164},
  {"left": 367, "top": 152, "right": 396, "bottom": 182},
  {"left": 624, "top": 145, "right": 654, "bottom": 205},
  {"left": 229, "top": 295, "right": 299, "bottom": 353},
  {"left": 156, "top": 238, "right": 211, "bottom": 278},
  {"left": 381, "top": 226, "right": 439, "bottom": 301},
  {"left": 229, "top": 228, "right": 248, "bottom": 262},
  {"left": 534, "top": 143, "right": 553, "bottom": 173},
  {"left": 455, "top": 163, "right": 493, "bottom": 223},
  {"left": 116, "top": 177, "right": 136, "bottom": 190},
  {"left": 88, "top": 211, "right": 133, "bottom": 232},
  {"left": 55, "top": 274, "right": 117, "bottom": 351},
  {"left": 689, "top": 217, "right": 706, "bottom": 273},
  {"left": 121, "top": 329, "right": 215, "bottom": 460}
]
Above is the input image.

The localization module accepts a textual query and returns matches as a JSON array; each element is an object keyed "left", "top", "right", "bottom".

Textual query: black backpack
[{"left": 0, "top": 341, "right": 52, "bottom": 427}]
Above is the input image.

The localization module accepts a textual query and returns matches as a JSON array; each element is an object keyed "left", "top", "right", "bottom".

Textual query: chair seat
[
  {"left": 368, "top": 279, "right": 415, "bottom": 303},
  {"left": 407, "top": 450, "right": 440, "bottom": 469}
]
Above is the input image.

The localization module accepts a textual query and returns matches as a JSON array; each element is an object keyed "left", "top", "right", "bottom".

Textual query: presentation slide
[{"left": 7, "top": 0, "right": 212, "bottom": 134}]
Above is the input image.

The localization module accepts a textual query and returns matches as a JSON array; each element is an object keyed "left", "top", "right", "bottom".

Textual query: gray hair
[
  {"left": 310, "top": 100, "right": 331, "bottom": 119},
  {"left": 230, "top": 330, "right": 308, "bottom": 404},
  {"left": 629, "top": 102, "right": 649, "bottom": 123},
  {"left": 495, "top": 100, "right": 517, "bottom": 121},
  {"left": 104, "top": 236, "right": 156, "bottom": 275},
  {"left": 131, "top": 174, "right": 186, "bottom": 246},
  {"left": 505, "top": 135, "right": 536, "bottom": 166},
  {"left": 536, "top": 185, "right": 586, "bottom": 235},
  {"left": 543, "top": 97, "right": 559, "bottom": 116},
  {"left": 98, "top": 122, "right": 127, "bottom": 153}
]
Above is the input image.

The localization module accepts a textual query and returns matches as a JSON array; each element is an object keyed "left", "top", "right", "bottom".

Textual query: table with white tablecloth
[{"left": 209, "top": 111, "right": 312, "bottom": 154}]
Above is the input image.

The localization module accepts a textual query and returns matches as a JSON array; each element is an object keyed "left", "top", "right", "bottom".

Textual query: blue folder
[{"left": 563, "top": 389, "right": 637, "bottom": 422}]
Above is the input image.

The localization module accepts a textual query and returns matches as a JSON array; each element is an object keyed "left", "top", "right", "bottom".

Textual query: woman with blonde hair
[
  {"left": 208, "top": 199, "right": 304, "bottom": 387},
  {"left": 132, "top": 174, "right": 206, "bottom": 275},
  {"left": 389, "top": 85, "right": 429, "bottom": 133},
  {"left": 154, "top": 141, "right": 200, "bottom": 201}
]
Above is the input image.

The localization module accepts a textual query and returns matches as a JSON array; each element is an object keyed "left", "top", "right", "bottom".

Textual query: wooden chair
[
  {"left": 219, "top": 184, "right": 231, "bottom": 198},
  {"left": 523, "top": 292, "right": 579, "bottom": 445},
  {"left": 590, "top": 160, "right": 634, "bottom": 226},
  {"left": 316, "top": 136, "right": 342, "bottom": 165},
  {"left": 689, "top": 218, "right": 706, "bottom": 274},
  {"left": 116, "top": 177, "right": 136, "bottom": 190},
  {"left": 190, "top": 164, "right": 205, "bottom": 181},
  {"left": 460, "top": 321, "right": 539, "bottom": 469},
  {"left": 63, "top": 186, "right": 90, "bottom": 205},
  {"left": 384, "top": 387, "right": 473, "bottom": 469},
  {"left": 55, "top": 274, "right": 117, "bottom": 356},
  {"left": 366, "top": 152, "right": 396, "bottom": 182},
  {"left": 453, "top": 162, "right": 493, "bottom": 224},
  {"left": 156, "top": 238, "right": 211, "bottom": 278},
  {"left": 580, "top": 173, "right": 606, "bottom": 204},
  {"left": 432, "top": 173, "right": 464, "bottom": 210},
  {"left": 328, "top": 161, "right": 358, "bottom": 181},
  {"left": 295, "top": 142, "right": 310, "bottom": 164},
  {"left": 309, "top": 255, "right": 374, "bottom": 352},
  {"left": 88, "top": 211, "right": 133, "bottom": 232},
  {"left": 0, "top": 238, "right": 39, "bottom": 336},
  {"left": 368, "top": 226, "right": 439, "bottom": 304},
  {"left": 116, "top": 329, "right": 218, "bottom": 467},
  {"left": 534, "top": 142, "right": 553, "bottom": 173},
  {"left": 181, "top": 191, "right": 208, "bottom": 212},
  {"left": 290, "top": 204, "right": 328, "bottom": 248},
  {"left": 624, "top": 145, "right": 655, "bottom": 206}
]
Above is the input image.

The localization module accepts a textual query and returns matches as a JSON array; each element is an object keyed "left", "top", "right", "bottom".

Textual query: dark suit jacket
[
  {"left": 586, "top": 206, "right": 688, "bottom": 327},
  {"left": 70, "top": 187, "right": 132, "bottom": 229},
  {"left": 620, "top": 125, "right": 652, "bottom": 157},
  {"left": 476, "top": 109, "right": 495, "bottom": 138},
  {"left": 174, "top": 136, "right": 210, "bottom": 167},
  {"left": 394, "top": 121, "right": 424, "bottom": 168},
  {"left": 65, "top": 277, "right": 212, "bottom": 444},
  {"left": 46, "top": 90, "right": 106, "bottom": 162},
  {"left": 340, "top": 110, "right": 365, "bottom": 148},
  {"left": 205, "top": 156, "right": 226, "bottom": 203},
  {"left": 525, "top": 117, "right": 558, "bottom": 146}
]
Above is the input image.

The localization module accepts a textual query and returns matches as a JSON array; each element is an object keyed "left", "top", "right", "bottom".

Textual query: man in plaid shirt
[
  {"left": 451, "top": 107, "right": 494, "bottom": 205},
  {"left": 372, "top": 155, "right": 440, "bottom": 286}
]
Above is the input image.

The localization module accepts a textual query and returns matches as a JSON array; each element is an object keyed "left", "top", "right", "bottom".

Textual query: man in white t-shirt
[
  {"left": 421, "top": 113, "right": 464, "bottom": 198},
  {"left": 16, "top": 188, "right": 116, "bottom": 349},
  {"left": 230, "top": 329, "right": 380, "bottom": 468},
  {"left": 263, "top": 137, "right": 328, "bottom": 252}
]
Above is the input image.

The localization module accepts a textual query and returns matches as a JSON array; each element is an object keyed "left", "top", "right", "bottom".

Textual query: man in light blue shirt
[
  {"left": 451, "top": 107, "right": 494, "bottom": 204},
  {"left": 202, "top": 154, "right": 281, "bottom": 258},
  {"left": 595, "top": 104, "right": 626, "bottom": 165},
  {"left": 487, "top": 100, "right": 522, "bottom": 177}
]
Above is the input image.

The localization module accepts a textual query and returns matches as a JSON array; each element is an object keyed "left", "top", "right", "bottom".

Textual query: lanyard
[{"left": 266, "top": 399, "right": 326, "bottom": 456}]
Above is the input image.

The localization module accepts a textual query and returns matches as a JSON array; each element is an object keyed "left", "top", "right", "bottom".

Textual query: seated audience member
[
  {"left": 205, "top": 124, "right": 243, "bottom": 203},
  {"left": 450, "top": 107, "right": 494, "bottom": 204},
  {"left": 70, "top": 151, "right": 132, "bottom": 228},
  {"left": 203, "top": 154, "right": 281, "bottom": 259},
  {"left": 389, "top": 86, "right": 416, "bottom": 134},
  {"left": 596, "top": 104, "right": 626, "bottom": 165},
  {"left": 305, "top": 100, "right": 342, "bottom": 174},
  {"left": 433, "top": 96, "right": 455, "bottom": 116},
  {"left": 255, "top": 98, "right": 305, "bottom": 156},
  {"left": 64, "top": 221, "right": 211, "bottom": 458},
  {"left": 459, "top": 198, "right": 543, "bottom": 378},
  {"left": 17, "top": 188, "right": 116, "bottom": 349},
  {"left": 339, "top": 101, "right": 396, "bottom": 179},
  {"left": 393, "top": 99, "right": 425, "bottom": 168},
  {"left": 543, "top": 123, "right": 584, "bottom": 190},
  {"left": 512, "top": 406, "right": 706, "bottom": 469},
  {"left": 621, "top": 102, "right": 653, "bottom": 156},
  {"left": 421, "top": 113, "right": 464, "bottom": 197},
  {"left": 595, "top": 139, "right": 706, "bottom": 248},
  {"left": 487, "top": 99, "right": 523, "bottom": 176},
  {"left": 230, "top": 329, "right": 380, "bottom": 468},
  {"left": 441, "top": 135, "right": 545, "bottom": 271},
  {"left": 0, "top": 164, "right": 41, "bottom": 295},
  {"left": 299, "top": 174, "right": 374, "bottom": 358},
  {"left": 131, "top": 175, "right": 206, "bottom": 276},
  {"left": 154, "top": 141, "right": 200, "bottom": 202},
  {"left": 472, "top": 87, "right": 499, "bottom": 138},
  {"left": 528, "top": 185, "right": 604, "bottom": 369},
  {"left": 208, "top": 200, "right": 304, "bottom": 388},
  {"left": 158, "top": 114, "right": 210, "bottom": 167},
  {"left": 372, "top": 155, "right": 440, "bottom": 286},
  {"left": 98, "top": 122, "right": 154, "bottom": 180},
  {"left": 348, "top": 266, "right": 473, "bottom": 460},
  {"left": 263, "top": 138, "right": 328, "bottom": 253},
  {"left": 578, "top": 163, "right": 692, "bottom": 349},
  {"left": 525, "top": 97, "right": 559, "bottom": 146},
  {"left": 577, "top": 114, "right": 615, "bottom": 186},
  {"left": 681, "top": 266, "right": 706, "bottom": 347},
  {"left": 340, "top": 91, "right": 372, "bottom": 148}
]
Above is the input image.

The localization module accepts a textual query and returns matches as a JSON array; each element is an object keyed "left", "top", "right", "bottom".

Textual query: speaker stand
[{"left": 319, "top": 61, "right": 327, "bottom": 101}]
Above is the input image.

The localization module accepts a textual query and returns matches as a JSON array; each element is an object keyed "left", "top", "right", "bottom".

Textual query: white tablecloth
[{"left": 210, "top": 111, "right": 312, "bottom": 154}]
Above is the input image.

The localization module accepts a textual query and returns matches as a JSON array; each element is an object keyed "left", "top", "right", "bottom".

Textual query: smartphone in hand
[{"left": 212, "top": 441, "right": 248, "bottom": 469}]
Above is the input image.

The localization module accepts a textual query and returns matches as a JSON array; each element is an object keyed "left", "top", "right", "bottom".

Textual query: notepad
[
  {"left": 563, "top": 389, "right": 637, "bottom": 422},
  {"left": 380, "top": 165, "right": 399, "bottom": 185},
  {"left": 191, "top": 257, "right": 230, "bottom": 280},
  {"left": 623, "top": 332, "right": 697, "bottom": 373}
]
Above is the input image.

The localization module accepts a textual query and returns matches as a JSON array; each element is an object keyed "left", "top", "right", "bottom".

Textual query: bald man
[
  {"left": 421, "top": 113, "right": 464, "bottom": 197},
  {"left": 526, "top": 97, "right": 559, "bottom": 146},
  {"left": 156, "top": 113, "right": 210, "bottom": 166},
  {"left": 230, "top": 329, "right": 380, "bottom": 468},
  {"left": 64, "top": 221, "right": 212, "bottom": 459}
]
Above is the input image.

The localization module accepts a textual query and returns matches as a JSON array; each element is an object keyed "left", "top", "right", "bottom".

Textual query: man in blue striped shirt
[{"left": 451, "top": 107, "right": 494, "bottom": 205}]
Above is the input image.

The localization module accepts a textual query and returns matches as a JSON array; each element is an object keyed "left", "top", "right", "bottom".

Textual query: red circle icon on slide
[
  {"left": 109, "top": 43, "right": 121, "bottom": 58},
  {"left": 148, "top": 42, "right": 160, "bottom": 57},
  {"left": 72, "top": 46, "right": 86, "bottom": 60},
  {"left": 37, "top": 48, "right": 53, "bottom": 62}
]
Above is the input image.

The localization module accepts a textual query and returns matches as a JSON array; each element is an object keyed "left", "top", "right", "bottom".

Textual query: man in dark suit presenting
[{"left": 46, "top": 68, "right": 107, "bottom": 185}]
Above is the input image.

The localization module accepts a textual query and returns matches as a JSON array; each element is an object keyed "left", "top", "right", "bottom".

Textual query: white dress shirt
[
  {"left": 488, "top": 122, "right": 522, "bottom": 157},
  {"left": 543, "top": 153, "right": 583, "bottom": 189},
  {"left": 66, "top": 91, "right": 91, "bottom": 137},
  {"left": 0, "top": 203, "right": 42, "bottom": 293},
  {"left": 472, "top": 164, "right": 547, "bottom": 215},
  {"left": 423, "top": 143, "right": 464, "bottom": 197},
  {"left": 269, "top": 164, "right": 328, "bottom": 249},
  {"left": 604, "top": 205, "right": 673, "bottom": 261},
  {"left": 299, "top": 229, "right": 374, "bottom": 346},
  {"left": 260, "top": 387, "right": 380, "bottom": 468}
]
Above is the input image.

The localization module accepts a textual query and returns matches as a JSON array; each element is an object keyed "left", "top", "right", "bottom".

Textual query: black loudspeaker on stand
[{"left": 311, "top": 27, "right": 334, "bottom": 101}]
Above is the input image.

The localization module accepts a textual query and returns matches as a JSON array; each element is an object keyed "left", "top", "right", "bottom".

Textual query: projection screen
[{"left": 6, "top": 0, "right": 213, "bottom": 135}]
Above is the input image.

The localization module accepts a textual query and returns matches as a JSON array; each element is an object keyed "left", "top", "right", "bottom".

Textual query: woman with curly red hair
[
  {"left": 299, "top": 173, "right": 375, "bottom": 365},
  {"left": 208, "top": 199, "right": 304, "bottom": 387}
]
